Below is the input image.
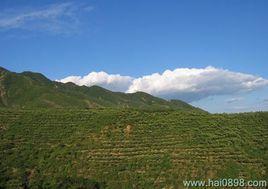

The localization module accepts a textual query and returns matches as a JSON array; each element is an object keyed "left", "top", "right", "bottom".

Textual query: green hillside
[
  {"left": 0, "top": 67, "right": 267, "bottom": 188},
  {"left": 0, "top": 109, "right": 267, "bottom": 188},
  {"left": 0, "top": 67, "right": 202, "bottom": 112}
]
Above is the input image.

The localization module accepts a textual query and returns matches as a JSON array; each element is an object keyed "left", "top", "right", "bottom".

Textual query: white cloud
[
  {"left": 225, "top": 97, "right": 244, "bottom": 104},
  {"left": 58, "top": 67, "right": 268, "bottom": 102},
  {"left": 127, "top": 66, "right": 268, "bottom": 102},
  {"left": 0, "top": 2, "right": 93, "bottom": 35},
  {"left": 58, "top": 71, "right": 133, "bottom": 92}
]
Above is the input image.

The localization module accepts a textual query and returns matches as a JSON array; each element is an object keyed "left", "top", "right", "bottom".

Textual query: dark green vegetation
[
  {"left": 0, "top": 67, "right": 202, "bottom": 111},
  {"left": 0, "top": 109, "right": 267, "bottom": 188},
  {"left": 0, "top": 67, "right": 267, "bottom": 188}
]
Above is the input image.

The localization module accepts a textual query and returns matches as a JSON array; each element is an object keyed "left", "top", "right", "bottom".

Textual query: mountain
[{"left": 0, "top": 67, "right": 204, "bottom": 111}]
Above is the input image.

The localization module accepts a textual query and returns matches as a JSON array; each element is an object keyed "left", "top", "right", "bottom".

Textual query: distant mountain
[{"left": 0, "top": 67, "right": 204, "bottom": 111}]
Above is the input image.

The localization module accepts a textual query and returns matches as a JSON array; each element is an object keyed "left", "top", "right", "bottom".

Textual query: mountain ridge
[{"left": 0, "top": 66, "right": 205, "bottom": 112}]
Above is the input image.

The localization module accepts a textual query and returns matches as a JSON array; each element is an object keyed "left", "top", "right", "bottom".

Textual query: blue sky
[{"left": 0, "top": 0, "right": 267, "bottom": 113}]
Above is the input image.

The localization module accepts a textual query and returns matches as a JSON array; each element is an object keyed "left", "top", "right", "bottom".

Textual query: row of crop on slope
[{"left": 0, "top": 109, "right": 267, "bottom": 188}]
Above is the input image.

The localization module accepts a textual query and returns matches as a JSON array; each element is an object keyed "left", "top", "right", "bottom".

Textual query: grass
[{"left": 0, "top": 108, "right": 267, "bottom": 188}]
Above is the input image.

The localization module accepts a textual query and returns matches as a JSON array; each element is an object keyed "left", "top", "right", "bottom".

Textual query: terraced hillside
[{"left": 0, "top": 109, "right": 267, "bottom": 188}]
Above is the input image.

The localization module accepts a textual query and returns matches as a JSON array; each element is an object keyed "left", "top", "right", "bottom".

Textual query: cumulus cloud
[
  {"left": 0, "top": 2, "right": 93, "bottom": 35},
  {"left": 58, "top": 66, "right": 268, "bottom": 102},
  {"left": 58, "top": 71, "right": 133, "bottom": 92},
  {"left": 127, "top": 66, "right": 268, "bottom": 102}
]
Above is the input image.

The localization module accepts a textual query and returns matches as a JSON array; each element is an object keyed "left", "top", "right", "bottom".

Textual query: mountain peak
[
  {"left": 0, "top": 66, "right": 9, "bottom": 73},
  {"left": 20, "top": 71, "right": 51, "bottom": 84},
  {"left": 0, "top": 66, "right": 205, "bottom": 112}
]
